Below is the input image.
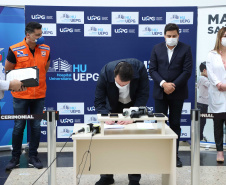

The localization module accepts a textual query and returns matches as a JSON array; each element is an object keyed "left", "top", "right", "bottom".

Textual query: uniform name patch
[{"left": 41, "top": 51, "right": 46, "bottom": 57}]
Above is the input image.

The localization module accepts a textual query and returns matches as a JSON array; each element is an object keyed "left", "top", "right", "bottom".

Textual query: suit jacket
[
  {"left": 94, "top": 58, "right": 150, "bottom": 114},
  {"left": 149, "top": 41, "right": 193, "bottom": 100}
]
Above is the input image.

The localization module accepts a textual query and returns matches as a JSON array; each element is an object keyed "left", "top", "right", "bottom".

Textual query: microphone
[
  {"left": 92, "top": 125, "right": 100, "bottom": 136},
  {"left": 76, "top": 125, "right": 91, "bottom": 134},
  {"left": 77, "top": 128, "right": 85, "bottom": 133}
]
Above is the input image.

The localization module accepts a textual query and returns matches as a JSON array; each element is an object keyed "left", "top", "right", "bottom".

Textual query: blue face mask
[{"left": 35, "top": 36, "right": 45, "bottom": 45}]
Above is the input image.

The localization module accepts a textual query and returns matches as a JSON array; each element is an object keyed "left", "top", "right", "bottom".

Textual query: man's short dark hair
[
  {"left": 114, "top": 61, "right": 134, "bottom": 82},
  {"left": 164, "top": 23, "right": 179, "bottom": 35},
  {"left": 25, "top": 22, "right": 42, "bottom": 35},
  {"left": 199, "top": 62, "right": 207, "bottom": 72}
]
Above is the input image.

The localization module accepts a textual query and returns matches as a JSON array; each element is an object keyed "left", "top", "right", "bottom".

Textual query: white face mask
[
  {"left": 115, "top": 81, "right": 129, "bottom": 90},
  {"left": 221, "top": 37, "right": 226, "bottom": 47},
  {"left": 166, "top": 37, "right": 178, "bottom": 47}
]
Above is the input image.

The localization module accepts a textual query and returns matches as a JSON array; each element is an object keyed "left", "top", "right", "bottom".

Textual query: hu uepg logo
[
  {"left": 84, "top": 24, "right": 111, "bottom": 37},
  {"left": 48, "top": 58, "right": 72, "bottom": 72},
  {"left": 73, "top": 64, "right": 99, "bottom": 81},
  {"left": 56, "top": 11, "right": 84, "bottom": 24},
  {"left": 139, "top": 25, "right": 165, "bottom": 37},
  {"left": 166, "top": 12, "right": 193, "bottom": 24},
  {"left": 57, "top": 126, "right": 74, "bottom": 138},
  {"left": 41, "top": 23, "right": 57, "bottom": 36},
  {"left": 57, "top": 103, "right": 84, "bottom": 115},
  {"left": 112, "top": 12, "right": 139, "bottom": 25},
  {"left": 48, "top": 58, "right": 99, "bottom": 82}
]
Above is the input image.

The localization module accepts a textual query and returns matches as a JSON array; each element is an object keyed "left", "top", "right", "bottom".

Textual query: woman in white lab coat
[{"left": 206, "top": 27, "right": 226, "bottom": 162}]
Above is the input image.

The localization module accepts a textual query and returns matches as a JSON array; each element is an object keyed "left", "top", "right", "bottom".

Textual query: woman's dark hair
[{"left": 114, "top": 61, "right": 134, "bottom": 82}]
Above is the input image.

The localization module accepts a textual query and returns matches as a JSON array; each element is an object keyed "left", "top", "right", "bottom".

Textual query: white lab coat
[{"left": 206, "top": 50, "right": 226, "bottom": 113}]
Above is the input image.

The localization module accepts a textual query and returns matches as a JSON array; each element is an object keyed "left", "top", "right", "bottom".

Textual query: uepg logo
[
  {"left": 112, "top": 12, "right": 139, "bottom": 25},
  {"left": 114, "top": 28, "right": 128, "bottom": 33},
  {"left": 87, "top": 106, "right": 96, "bottom": 111},
  {"left": 166, "top": 12, "right": 193, "bottom": 25},
  {"left": 41, "top": 131, "right": 47, "bottom": 135},
  {"left": 31, "top": 14, "right": 45, "bottom": 19},
  {"left": 182, "top": 102, "right": 191, "bottom": 115},
  {"left": 87, "top": 15, "right": 101, "bottom": 21},
  {"left": 180, "top": 126, "right": 190, "bottom": 138},
  {"left": 60, "top": 118, "right": 74, "bottom": 124},
  {"left": 142, "top": 16, "right": 155, "bottom": 21},
  {"left": 60, "top": 27, "right": 74, "bottom": 33}
]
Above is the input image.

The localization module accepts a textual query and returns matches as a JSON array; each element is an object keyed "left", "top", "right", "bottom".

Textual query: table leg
[
  {"left": 74, "top": 139, "right": 78, "bottom": 185},
  {"left": 101, "top": 121, "right": 104, "bottom": 136},
  {"left": 162, "top": 138, "right": 176, "bottom": 185},
  {"left": 160, "top": 121, "right": 165, "bottom": 134}
]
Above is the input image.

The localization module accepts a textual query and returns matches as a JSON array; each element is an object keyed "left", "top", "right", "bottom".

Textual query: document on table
[
  {"left": 104, "top": 124, "right": 125, "bottom": 129},
  {"left": 136, "top": 123, "right": 155, "bottom": 129}
]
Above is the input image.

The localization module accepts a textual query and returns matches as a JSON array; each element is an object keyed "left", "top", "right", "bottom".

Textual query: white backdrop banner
[{"left": 197, "top": 6, "right": 226, "bottom": 144}]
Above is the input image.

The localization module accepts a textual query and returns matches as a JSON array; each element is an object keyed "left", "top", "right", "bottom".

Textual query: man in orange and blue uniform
[{"left": 5, "top": 22, "right": 50, "bottom": 170}]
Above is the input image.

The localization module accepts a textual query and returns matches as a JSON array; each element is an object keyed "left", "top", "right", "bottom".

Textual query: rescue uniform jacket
[{"left": 10, "top": 38, "right": 50, "bottom": 99}]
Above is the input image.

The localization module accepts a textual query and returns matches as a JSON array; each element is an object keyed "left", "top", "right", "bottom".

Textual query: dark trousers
[
  {"left": 155, "top": 96, "right": 184, "bottom": 154},
  {"left": 213, "top": 113, "right": 226, "bottom": 151},
  {"left": 100, "top": 101, "right": 141, "bottom": 182},
  {"left": 197, "top": 103, "right": 208, "bottom": 140},
  {"left": 12, "top": 98, "right": 45, "bottom": 157}
]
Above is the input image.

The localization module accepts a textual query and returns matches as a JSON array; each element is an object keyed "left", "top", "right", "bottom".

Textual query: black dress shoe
[
  {"left": 95, "top": 177, "right": 115, "bottom": 185},
  {"left": 177, "top": 156, "right": 183, "bottom": 167},
  {"left": 128, "top": 180, "right": 140, "bottom": 185}
]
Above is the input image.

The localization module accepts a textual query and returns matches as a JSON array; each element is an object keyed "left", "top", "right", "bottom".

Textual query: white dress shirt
[{"left": 160, "top": 44, "right": 176, "bottom": 87}]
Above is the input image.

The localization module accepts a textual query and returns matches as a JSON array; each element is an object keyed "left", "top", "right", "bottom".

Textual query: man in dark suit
[
  {"left": 149, "top": 23, "right": 193, "bottom": 167},
  {"left": 94, "top": 58, "right": 149, "bottom": 185}
]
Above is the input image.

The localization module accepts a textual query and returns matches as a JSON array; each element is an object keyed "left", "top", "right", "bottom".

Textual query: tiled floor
[{"left": 1, "top": 144, "right": 226, "bottom": 185}]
